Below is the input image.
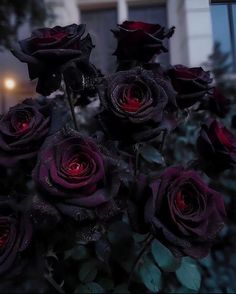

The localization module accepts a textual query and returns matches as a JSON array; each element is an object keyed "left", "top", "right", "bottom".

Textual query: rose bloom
[
  {"left": 0, "top": 98, "right": 51, "bottom": 167},
  {"left": 137, "top": 167, "right": 225, "bottom": 258},
  {"left": 168, "top": 65, "right": 212, "bottom": 108},
  {"left": 197, "top": 120, "right": 236, "bottom": 174},
  {"left": 0, "top": 198, "right": 32, "bottom": 275},
  {"left": 32, "top": 130, "right": 122, "bottom": 219},
  {"left": 99, "top": 66, "right": 177, "bottom": 142},
  {"left": 201, "top": 87, "right": 230, "bottom": 118},
  {"left": 12, "top": 24, "right": 94, "bottom": 96},
  {"left": 112, "top": 21, "right": 175, "bottom": 62}
]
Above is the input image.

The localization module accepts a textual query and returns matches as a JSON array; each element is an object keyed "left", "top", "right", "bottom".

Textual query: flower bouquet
[{"left": 0, "top": 21, "right": 234, "bottom": 293}]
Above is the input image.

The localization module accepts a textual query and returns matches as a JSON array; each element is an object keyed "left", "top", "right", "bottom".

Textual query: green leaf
[
  {"left": 133, "top": 233, "right": 149, "bottom": 243},
  {"left": 78, "top": 260, "right": 98, "bottom": 283},
  {"left": 113, "top": 283, "right": 130, "bottom": 294},
  {"left": 108, "top": 222, "right": 134, "bottom": 257},
  {"left": 75, "top": 282, "right": 104, "bottom": 294},
  {"left": 140, "top": 145, "right": 165, "bottom": 166},
  {"left": 64, "top": 245, "right": 89, "bottom": 261},
  {"left": 223, "top": 179, "right": 236, "bottom": 192},
  {"left": 86, "top": 283, "right": 104, "bottom": 293},
  {"left": 97, "top": 278, "right": 114, "bottom": 291},
  {"left": 175, "top": 286, "right": 198, "bottom": 293},
  {"left": 176, "top": 257, "right": 201, "bottom": 291},
  {"left": 108, "top": 221, "right": 133, "bottom": 245},
  {"left": 95, "top": 239, "right": 111, "bottom": 263},
  {"left": 108, "top": 222, "right": 136, "bottom": 269},
  {"left": 119, "top": 253, "right": 137, "bottom": 273},
  {"left": 151, "top": 240, "right": 180, "bottom": 272},
  {"left": 199, "top": 255, "right": 213, "bottom": 268},
  {"left": 138, "top": 256, "right": 162, "bottom": 292}
]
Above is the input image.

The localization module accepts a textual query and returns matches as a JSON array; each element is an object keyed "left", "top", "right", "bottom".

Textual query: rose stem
[
  {"left": 134, "top": 144, "right": 140, "bottom": 177},
  {"left": 160, "top": 130, "right": 167, "bottom": 152},
  {"left": 127, "top": 233, "right": 155, "bottom": 287},
  {"left": 66, "top": 85, "right": 79, "bottom": 131},
  {"left": 44, "top": 274, "right": 65, "bottom": 294}
]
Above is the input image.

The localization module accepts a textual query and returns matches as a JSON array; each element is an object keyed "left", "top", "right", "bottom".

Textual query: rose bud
[
  {"left": 11, "top": 24, "right": 94, "bottom": 96},
  {"left": 144, "top": 167, "right": 226, "bottom": 258},
  {"left": 168, "top": 65, "right": 212, "bottom": 108},
  {"left": 201, "top": 87, "right": 230, "bottom": 118},
  {"left": 32, "top": 129, "right": 123, "bottom": 220},
  {"left": 99, "top": 66, "right": 177, "bottom": 143},
  {"left": 61, "top": 59, "right": 101, "bottom": 106},
  {"left": 197, "top": 120, "right": 236, "bottom": 174},
  {"left": 112, "top": 21, "right": 175, "bottom": 63},
  {"left": 0, "top": 98, "right": 52, "bottom": 168},
  {"left": 0, "top": 198, "right": 32, "bottom": 275}
]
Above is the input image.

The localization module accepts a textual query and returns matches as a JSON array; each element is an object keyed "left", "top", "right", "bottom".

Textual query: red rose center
[
  {"left": 120, "top": 87, "right": 142, "bottom": 113},
  {"left": 0, "top": 225, "right": 9, "bottom": 248},
  {"left": 176, "top": 192, "right": 188, "bottom": 212},
  {"left": 35, "top": 31, "right": 68, "bottom": 45},
  {"left": 14, "top": 112, "right": 32, "bottom": 132},
  {"left": 67, "top": 159, "right": 87, "bottom": 176},
  {"left": 17, "top": 121, "right": 30, "bottom": 131},
  {"left": 121, "top": 21, "right": 159, "bottom": 34},
  {"left": 52, "top": 31, "right": 68, "bottom": 40}
]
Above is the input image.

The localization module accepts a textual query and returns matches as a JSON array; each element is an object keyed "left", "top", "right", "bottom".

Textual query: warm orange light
[{"left": 4, "top": 78, "right": 16, "bottom": 90}]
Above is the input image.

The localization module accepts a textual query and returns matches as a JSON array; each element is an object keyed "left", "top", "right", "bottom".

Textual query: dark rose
[
  {"left": 99, "top": 66, "right": 177, "bottom": 142},
  {"left": 112, "top": 21, "right": 175, "bottom": 63},
  {"left": 197, "top": 120, "right": 236, "bottom": 174},
  {"left": 0, "top": 198, "right": 32, "bottom": 275},
  {"left": 12, "top": 24, "right": 94, "bottom": 96},
  {"left": 200, "top": 87, "right": 230, "bottom": 118},
  {"left": 0, "top": 98, "right": 51, "bottom": 167},
  {"left": 143, "top": 167, "right": 226, "bottom": 258},
  {"left": 32, "top": 129, "right": 122, "bottom": 220},
  {"left": 168, "top": 65, "right": 212, "bottom": 108}
]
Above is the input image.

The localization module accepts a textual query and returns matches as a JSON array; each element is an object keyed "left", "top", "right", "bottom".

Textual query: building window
[
  {"left": 211, "top": 2, "right": 236, "bottom": 71},
  {"left": 81, "top": 7, "right": 117, "bottom": 74}
]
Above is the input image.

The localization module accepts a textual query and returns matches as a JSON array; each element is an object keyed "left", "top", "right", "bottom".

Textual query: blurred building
[
  {"left": 46, "top": 0, "right": 235, "bottom": 72},
  {"left": 0, "top": 0, "right": 235, "bottom": 111}
]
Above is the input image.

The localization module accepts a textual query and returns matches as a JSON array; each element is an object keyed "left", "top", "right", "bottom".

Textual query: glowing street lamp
[
  {"left": 1, "top": 77, "right": 16, "bottom": 114},
  {"left": 4, "top": 78, "right": 16, "bottom": 91}
]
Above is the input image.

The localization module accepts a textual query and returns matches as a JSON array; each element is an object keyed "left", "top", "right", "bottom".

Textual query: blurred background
[{"left": 0, "top": 0, "right": 235, "bottom": 109}]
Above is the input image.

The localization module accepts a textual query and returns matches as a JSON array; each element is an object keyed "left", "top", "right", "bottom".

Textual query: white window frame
[{"left": 211, "top": 0, "right": 236, "bottom": 71}]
